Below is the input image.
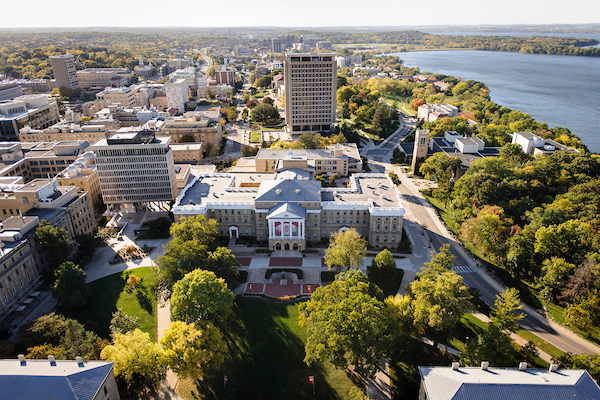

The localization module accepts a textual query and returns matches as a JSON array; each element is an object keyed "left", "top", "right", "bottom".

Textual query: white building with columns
[{"left": 173, "top": 169, "right": 405, "bottom": 251}]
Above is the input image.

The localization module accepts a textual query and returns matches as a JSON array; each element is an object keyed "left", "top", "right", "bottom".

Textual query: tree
[
  {"left": 241, "top": 107, "right": 249, "bottom": 121},
  {"left": 160, "top": 321, "right": 227, "bottom": 378},
  {"left": 35, "top": 220, "right": 70, "bottom": 271},
  {"left": 411, "top": 245, "right": 472, "bottom": 348},
  {"left": 490, "top": 287, "right": 524, "bottom": 331},
  {"left": 460, "top": 205, "right": 514, "bottom": 264},
  {"left": 207, "top": 246, "right": 240, "bottom": 287},
  {"left": 262, "top": 96, "right": 274, "bottom": 105},
  {"left": 411, "top": 98, "right": 425, "bottom": 111},
  {"left": 324, "top": 228, "right": 367, "bottom": 271},
  {"left": 251, "top": 102, "right": 280, "bottom": 123},
  {"left": 26, "top": 314, "right": 100, "bottom": 360},
  {"left": 242, "top": 92, "right": 250, "bottom": 102},
  {"left": 297, "top": 132, "right": 324, "bottom": 149},
  {"left": 460, "top": 324, "right": 521, "bottom": 367},
  {"left": 246, "top": 98, "right": 259, "bottom": 109},
  {"left": 368, "top": 249, "right": 399, "bottom": 296},
  {"left": 540, "top": 257, "right": 576, "bottom": 304},
  {"left": 110, "top": 308, "right": 140, "bottom": 339},
  {"left": 241, "top": 144, "right": 258, "bottom": 157},
  {"left": 298, "top": 270, "right": 391, "bottom": 378},
  {"left": 52, "top": 261, "right": 90, "bottom": 309},
  {"left": 208, "top": 144, "right": 220, "bottom": 158},
  {"left": 101, "top": 329, "right": 166, "bottom": 395},
  {"left": 156, "top": 215, "right": 218, "bottom": 298},
  {"left": 170, "top": 269, "right": 234, "bottom": 325},
  {"left": 419, "top": 152, "right": 461, "bottom": 188},
  {"left": 226, "top": 106, "right": 238, "bottom": 123}
]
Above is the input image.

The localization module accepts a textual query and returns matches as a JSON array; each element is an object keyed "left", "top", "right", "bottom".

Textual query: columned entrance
[{"left": 228, "top": 226, "right": 239, "bottom": 238}]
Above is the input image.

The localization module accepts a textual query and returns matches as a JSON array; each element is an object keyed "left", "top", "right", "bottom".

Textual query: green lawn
[
  {"left": 383, "top": 94, "right": 416, "bottom": 116},
  {"left": 61, "top": 267, "right": 157, "bottom": 341},
  {"left": 251, "top": 130, "right": 261, "bottom": 143},
  {"left": 177, "top": 297, "right": 359, "bottom": 400},
  {"left": 514, "top": 328, "right": 565, "bottom": 360}
]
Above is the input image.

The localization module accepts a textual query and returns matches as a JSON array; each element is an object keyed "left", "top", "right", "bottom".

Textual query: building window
[{"left": 376, "top": 236, "right": 380, "bottom": 242}]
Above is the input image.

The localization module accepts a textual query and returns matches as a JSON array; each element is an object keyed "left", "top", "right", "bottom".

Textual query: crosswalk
[{"left": 452, "top": 265, "right": 476, "bottom": 274}]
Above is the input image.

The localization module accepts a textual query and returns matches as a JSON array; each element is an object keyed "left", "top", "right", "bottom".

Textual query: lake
[{"left": 388, "top": 49, "right": 600, "bottom": 152}]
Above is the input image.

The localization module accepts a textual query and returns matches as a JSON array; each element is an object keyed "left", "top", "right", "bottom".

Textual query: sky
[{"left": 2, "top": 0, "right": 599, "bottom": 28}]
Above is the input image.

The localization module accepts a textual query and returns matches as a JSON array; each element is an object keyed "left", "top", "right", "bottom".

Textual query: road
[{"left": 396, "top": 168, "right": 600, "bottom": 355}]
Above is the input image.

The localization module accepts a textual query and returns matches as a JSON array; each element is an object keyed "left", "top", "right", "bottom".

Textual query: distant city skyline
[{"left": 3, "top": 0, "right": 599, "bottom": 29}]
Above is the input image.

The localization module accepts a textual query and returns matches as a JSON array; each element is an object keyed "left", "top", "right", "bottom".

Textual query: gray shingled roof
[
  {"left": 255, "top": 179, "right": 321, "bottom": 203},
  {"left": 267, "top": 202, "right": 307, "bottom": 219}
]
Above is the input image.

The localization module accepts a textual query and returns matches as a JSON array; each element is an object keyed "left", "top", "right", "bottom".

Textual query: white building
[
  {"left": 165, "top": 79, "right": 188, "bottom": 113},
  {"left": 169, "top": 67, "right": 202, "bottom": 89},
  {"left": 417, "top": 103, "right": 459, "bottom": 122},
  {"left": 90, "top": 128, "right": 177, "bottom": 213},
  {"left": 284, "top": 53, "right": 337, "bottom": 133}
]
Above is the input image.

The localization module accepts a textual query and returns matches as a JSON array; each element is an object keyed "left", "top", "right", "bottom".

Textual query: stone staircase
[
  {"left": 301, "top": 268, "right": 322, "bottom": 283},
  {"left": 247, "top": 268, "right": 268, "bottom": 283}
]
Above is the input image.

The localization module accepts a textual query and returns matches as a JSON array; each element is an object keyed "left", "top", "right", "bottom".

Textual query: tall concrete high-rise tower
[
  {"left": 284, "top": 53, "right": 336, "bottom": 133},
  {"left": 50, "top": 54, "right": 79, "bottom": 91}
]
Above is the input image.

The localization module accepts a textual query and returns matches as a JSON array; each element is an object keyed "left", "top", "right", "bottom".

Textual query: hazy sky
[{"left": 3, "top": 0, "right": 599, "bottom": 28}]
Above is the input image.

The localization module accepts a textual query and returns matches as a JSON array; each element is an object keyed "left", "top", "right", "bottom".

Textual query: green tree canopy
[
  {"left": 101, "top": 329, "right": 166, "bottom": 395},
  {"left": 411, "top": 245, "right": 472, "bottom": 347},
  {"left": 52, "top": 261, "right": 90, "bottom": 309},
  {"left": 460, "top": 324, "right": 521, "bottom": 367},
  {"left": 299, "top": 270, "right": 391, "bottom": 378},
  {"left": 324, "top": 228, "right": 367, "bottom": 271},
  {"left": 109, "top": 308, "right": 140, "bottom": 340},
  {"left": 419, "top": 152, "right": 461, "bottom": 188},
  {"left": 160, "top": 321, "right": 227, "bottom": 378},
  {"left": 489, "top": 287, "right": 525, "bottom": 331},
  {"left": 156, "top": 215, "right": 218, "bottom": 298},
  {"left": 35, "top": 220, "right": 70, "bottom": 271},
  {"left": 251, "top": 102, "right": 280, "bottom": 123},
  {"left": 170, "top": 269, "right": 234, "bottom": 325}
]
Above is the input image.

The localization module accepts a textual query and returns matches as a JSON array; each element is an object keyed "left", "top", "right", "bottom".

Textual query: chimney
[
  {"left": 76, "top": 356, "right": 84, "bottom": 366},
  {"left": 451, "top": 362, "right": 460, "bottom": 370},
  {"left": 18, "top": 354, "right": 26, "bottom": 366},
  {"left": 48, "top": 355, "right": 56, "bottom": 366},
  {"left": 549, "top": 364, "right": 559, "bottom": 372},
  {"left": 481, "top": 361, "right": 489, "bottom": 371},
  {"left": 519, "top": 362, "right": 528, "bottom": 371}
]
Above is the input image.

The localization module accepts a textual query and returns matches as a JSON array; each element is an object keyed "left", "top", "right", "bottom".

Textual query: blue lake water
[{"left": 388, "top": 49, "right": 600, "bottom": 152}]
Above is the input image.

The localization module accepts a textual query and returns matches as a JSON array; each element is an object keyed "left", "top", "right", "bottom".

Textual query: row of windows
[
  {"left": 96, "top": 156, "right": 170, "bottom": 164},
  {"left": 97, "top": 165, "right": 171, "bottom": 172},
  {"left": 100, "top": 182, "right": 173, "bottom": 190},
  {"left": 96, "top": 148, "right": 168, "bottom": 156},
  {"left": 98, "top": 175, "right": 171, "bottom": 183},
  {"left": 212, "top": 209, "right": 254, "bottom": 215}
]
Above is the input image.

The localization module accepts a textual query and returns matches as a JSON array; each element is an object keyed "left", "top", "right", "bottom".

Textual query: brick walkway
[{"left": 269, "top": 257, "right": 303, "bottom": 267}]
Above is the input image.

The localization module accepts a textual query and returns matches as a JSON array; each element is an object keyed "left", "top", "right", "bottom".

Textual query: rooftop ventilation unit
[
  {"left": 451, "top": 362, "right": 460, "bottom": 370},
  {"left": 519, "top": 362, "right": 528, "bottom": 371},
  {"left": 481, "top": 361, "right": 489, "bottom": 371}
]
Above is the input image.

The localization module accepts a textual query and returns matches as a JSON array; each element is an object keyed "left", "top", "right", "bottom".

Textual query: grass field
[
  {"left": 383, "top": 94, "right": 416, "bottom": 116},
  {"left": 251, "top": 130, "right": 261, "bottom": 143},
  {"left": 177, "top": 297, "right": 359, "bottom": 400},
  {"left": 61, "top": 267, "right": 158, "bottom": 341}
]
